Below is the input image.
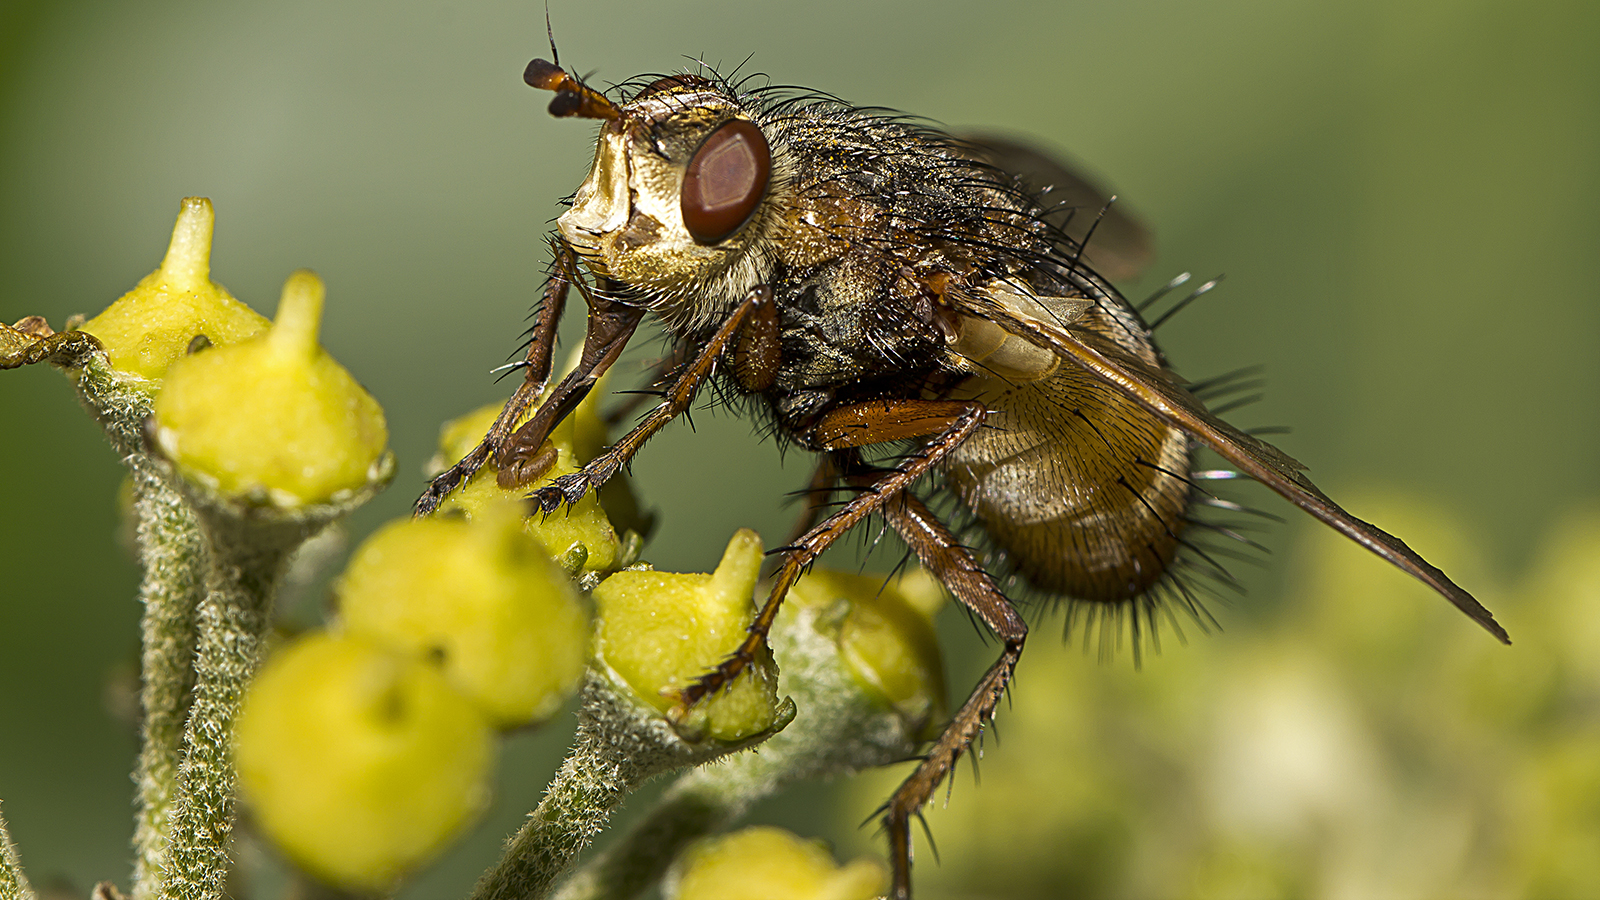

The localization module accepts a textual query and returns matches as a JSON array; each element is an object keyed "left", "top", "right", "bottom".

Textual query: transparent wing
[{"left": 956, "top": 286, "right": 1511, "bottom": 644}]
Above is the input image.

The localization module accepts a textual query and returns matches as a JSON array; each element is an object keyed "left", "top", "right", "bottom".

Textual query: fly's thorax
[{"left": 555, "top": 84, "right": 789, "bottom": 329}]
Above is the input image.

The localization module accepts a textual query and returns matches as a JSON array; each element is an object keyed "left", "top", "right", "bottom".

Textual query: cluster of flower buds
[{"left": 4, "top": 197, "right": 956, "bottom": 900}]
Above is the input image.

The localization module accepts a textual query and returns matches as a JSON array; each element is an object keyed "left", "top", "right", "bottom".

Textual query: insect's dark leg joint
[{"left": 495, "top": 277, "right": 650, "bottom": 491}]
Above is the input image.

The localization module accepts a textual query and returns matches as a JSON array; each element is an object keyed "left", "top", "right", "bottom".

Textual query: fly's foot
[
  {"left": 530, "top": 471, "right": 591, "bottom": 514},
  {"left": 667, "top": 644, "right": 760, "bottom": 722},
  {"left": 495, "top": 440, "right": 558, "bottom": 490}
]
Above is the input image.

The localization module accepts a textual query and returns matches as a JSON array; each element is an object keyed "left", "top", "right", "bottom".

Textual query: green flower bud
[
  {"left": 665, "top": 826, "right": 888, "bottom": 900},
  {"left": 79, "top": 197, "right": 269, "bottom": 382},
  {"left": 790, "top": 567, "right": 948, "bottom": 737},
  {"left": 151, "top": 270, "right": 389, "bottom": 508},
  {"left": 436, "top": 397, "right": 623, "bottom": 573},
  {"left": 338, "top": 506, "right": 589, "bottom": 727},
  {"left": 592, "top": 529, "right": 781, "bottom": 742},
  {"left": 235, "top": 631, "right": 494, "bottom": 893}
]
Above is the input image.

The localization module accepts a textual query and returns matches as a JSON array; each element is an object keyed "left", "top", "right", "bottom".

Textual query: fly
[{"left": 415, "top": 51, "right": 1509, "bottom": 900}]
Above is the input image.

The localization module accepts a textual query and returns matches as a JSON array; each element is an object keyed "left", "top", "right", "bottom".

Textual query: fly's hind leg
[{"left": 877, "top": 490, "right": 1027, "bottom": 900}]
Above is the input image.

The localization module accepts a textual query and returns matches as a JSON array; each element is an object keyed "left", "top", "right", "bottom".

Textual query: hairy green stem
[
  {"left": 155, "top": 534, "right": 294, "bottom": 900},
  {"left": 471, "top": 672, "right": 791, "bottom": 900},
  {"left": 545, "top": 773, "right": 736, "bottom": 900},
  {"left": 471, "top": 677, "right": 683, "bottom": 900},
  {"left": 2, "top": 338, "right": 207, "bottom": 899},
  {"left": 129, "top": 470, "right": 207, "bottom": 900},
  {"left": 0, "top": 802, "right": 37, "bottom": 900}
]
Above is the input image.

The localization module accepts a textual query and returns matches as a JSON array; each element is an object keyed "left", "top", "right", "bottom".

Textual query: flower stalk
[
  {"left": 470, "top": 671, "right": 794, "bottom": 900},
  {"left": 156, "top": 531, "right": 294, "bottom": 900},
  {"left": 129, "top": 470, "right": 207, "bottom": 900},
  {"left": 1, "top": 319, "right": 211, "bottom": 900}
]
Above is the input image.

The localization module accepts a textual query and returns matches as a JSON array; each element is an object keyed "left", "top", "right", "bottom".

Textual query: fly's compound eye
[{"left": 681, "top": 119, "right": 770, "bottom": 245}]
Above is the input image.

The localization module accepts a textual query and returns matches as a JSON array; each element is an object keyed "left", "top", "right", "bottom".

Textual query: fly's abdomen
[{"left": 943, "top": 368, "right": 1192, "bottom": 602}]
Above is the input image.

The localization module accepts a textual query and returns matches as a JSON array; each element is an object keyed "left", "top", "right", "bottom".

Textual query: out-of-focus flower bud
[
  {"left": 591, "top": 529, "right": 781, "bottom": 742},
  {"left": 338, "top": 506, "right": 589, "bottom": 727},
  {"left": 151, "top": 270, "right": 389, "bottom": 508},
  {"left": 235, "top": 631, "right": 493, "bottom": 893},
  {"left": 664, "top": 826, "right": 888, "bottom": 900},
  {"left": 79, "top": 198, "right": 268, "bottom": 382},
  {"left": 790, "top": 567, "right": 947, "bottom": 737}
]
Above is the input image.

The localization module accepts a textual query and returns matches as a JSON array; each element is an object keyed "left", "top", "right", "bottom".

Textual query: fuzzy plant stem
[
  {"left": 471, "top": 677, "right": 675, "bottom": 900},
  {"left": 4, "top": 338, "right": 209, "bottom": 900},
  {"left": 471, "top": 672, "right": 788, "bottom": 900},
  {"left": 129, "top": 470, "right": 207, "bottom": 900},
  {"left": 0, "top": 803, "right": 37, "bottom": 900},
  {"left": 547, "top": 762, "right": 770, "bottom": 900},
  {"left": 156, "top": 534, "right": 296, "bottom": 900}
]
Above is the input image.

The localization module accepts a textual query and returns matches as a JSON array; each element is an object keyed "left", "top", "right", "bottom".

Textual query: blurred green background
[{"left": 1, "top": 0, "right": 1596, "bottom": 897}]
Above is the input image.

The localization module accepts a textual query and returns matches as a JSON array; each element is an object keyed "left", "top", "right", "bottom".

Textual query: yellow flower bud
[
  {"left": 235, "top": 631, "right": 493, "bottom": 892},
  {"left": 436, "top": 397, "right": 622, "bottom": 572},
  {"left": 79, "top": 198, "right": 269, "bottom": 381},
  {"left": 152, "top": 270, "right": 389, "bottom": 508},
  {"left": 592, "top": 529, "right": 781, "bottom": 742},
  {"left": 338, "top": 507, "right": 589, "bottom": 727},
  {"left": 790, "top": 567, "right": 948, "bottom": 736},
  {"left": 667, "top": 826, "right": 888, "bottom": 900}
]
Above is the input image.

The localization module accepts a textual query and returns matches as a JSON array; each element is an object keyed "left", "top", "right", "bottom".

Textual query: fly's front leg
[
  {"left": 494, "top": 277, "right": 649, "bottom": 489},
  {"left": 414, "top": 239, "right": 575, "bottom": 516},
  {"left": 528, "top": 285, "right": 773, "bottom": 512},
  {"left": 877, "top": 490, "right": 1027, "bottom": 900},
  {"left": 671, "top": 398, "right": 985, "bottom": 712}
]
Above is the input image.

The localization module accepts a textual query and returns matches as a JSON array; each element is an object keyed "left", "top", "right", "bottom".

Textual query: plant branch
[
  {"left": 129, "top": 469, "right": 208, "bottom": 900},
  {"left": 470, "top": 671, "right": 793, "bottom": 900},
  {"left": 549, "top": 597, "right": 925, "bottom": 900},
  {"left": 156, "top": 532, "right": 295, "bottom": 900},
  {"left": 1, "top": 331, "right": 208, "bottom": 899}
]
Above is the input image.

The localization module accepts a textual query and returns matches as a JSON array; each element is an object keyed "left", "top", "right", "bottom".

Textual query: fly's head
[{"left": 525, "top": 59, "right": 785, "bottom": 324}]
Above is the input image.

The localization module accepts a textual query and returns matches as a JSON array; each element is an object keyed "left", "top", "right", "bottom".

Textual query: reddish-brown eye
[{"left": 681, "top": 119, "right": 770, "bottom": 245}]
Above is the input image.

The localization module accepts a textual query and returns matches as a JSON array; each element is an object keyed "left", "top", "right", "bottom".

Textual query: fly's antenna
[
  {"left": 524, "top": 58, "right": 622, "bottom": 121},
  {"left": 525, "top": 2, "right": 621, "bottom": 121},
  {"left": 545, "top": 1, "right": 559, "bottom": 68}
]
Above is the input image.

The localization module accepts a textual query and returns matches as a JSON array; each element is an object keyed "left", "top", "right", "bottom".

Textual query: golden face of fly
[{"left": 557, "top": 81, "right": 780, "bottom": 315}]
